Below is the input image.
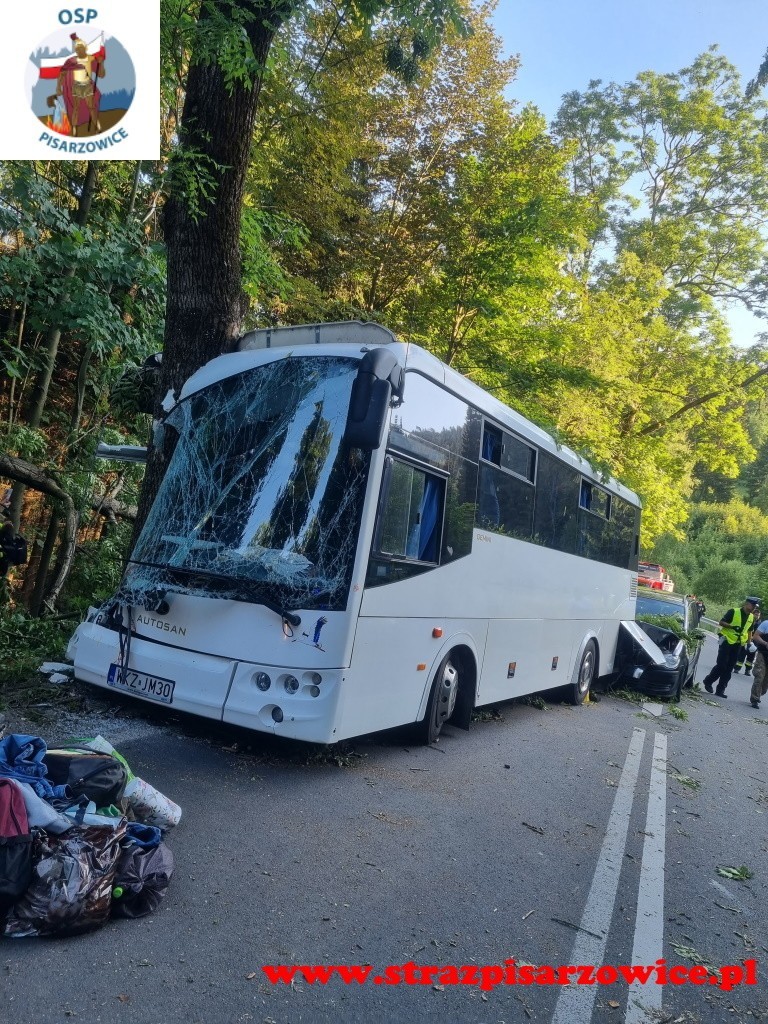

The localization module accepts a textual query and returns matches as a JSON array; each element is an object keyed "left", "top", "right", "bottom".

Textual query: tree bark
[
  {"left": 0, "top": 452, "right": 78, "bottom": 611},
  {"left": 132, "top": 1, "right": 298, "bottom": 547},
  {"left": 29, "top": 510, "right": 59, "bottom": 617}
]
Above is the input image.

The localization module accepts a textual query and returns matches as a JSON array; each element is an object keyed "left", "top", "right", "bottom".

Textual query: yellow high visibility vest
[{"left": 721, "top": 608, "right": 754, "bottom": 646}]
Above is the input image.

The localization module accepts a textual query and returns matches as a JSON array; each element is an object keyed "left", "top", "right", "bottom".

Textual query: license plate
[{"left": 107, "top": 664, "right": 175, "bottom": 704}]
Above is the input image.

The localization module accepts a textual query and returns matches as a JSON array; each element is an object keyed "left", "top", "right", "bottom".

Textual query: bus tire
[
  {"left": 570, "top": 640, "right": 597, "bottom": 705},
  {"left": 418, "top": 653, "right": 460, "bottom": 744}
]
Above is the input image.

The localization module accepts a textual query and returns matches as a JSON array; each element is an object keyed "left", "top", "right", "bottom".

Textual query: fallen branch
[{"left": 0, "top": 452, "right": 78, "bottom": 607}]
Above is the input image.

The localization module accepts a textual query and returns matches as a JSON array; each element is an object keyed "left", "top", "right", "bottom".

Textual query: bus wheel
[
  {"left": 419, "top": 654, "right": 459, "bottom": 744},
  {"left": 571, "top": 641, "right": 596, "bottom": 705}
]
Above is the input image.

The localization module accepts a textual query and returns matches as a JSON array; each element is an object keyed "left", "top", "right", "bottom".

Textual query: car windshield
[
  {"left": 636, "top": 595, "right": 685, "bottom": 619},
  {"left": 128, "top": 355, "right": 370, "bottom": 611}
]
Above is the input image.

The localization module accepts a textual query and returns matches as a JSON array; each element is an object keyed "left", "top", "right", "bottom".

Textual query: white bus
[{"left": 69, "top": 321, "right": 642, "bottom": 744}]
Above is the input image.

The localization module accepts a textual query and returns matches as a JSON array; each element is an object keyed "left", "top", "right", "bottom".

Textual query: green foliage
[
  {"left": 0, "top": 609, "right": 70, "bottom": 690},
  {"left": 693, "top": 563, "right": 751, "bottom": 606},
  {"left": 5, "top": 6, "right": 768, "bottom": 644},
  {"left": 4, "top": 426, "right": 48, "bottom": 462},
  {"left": 240, "top": 206, "right": 309, "bottom": 302},
  {"left": 164, "top": 147, "right": 230, "bottom": 223},
  {"left": 716, "top": 865, "right": 753, "bottom": 881},
  {"left": 647, "top": 499, "right": 768, "bottom": 613},
  {"left": 635, "top": 613, "right": 704, "bottom": 655},
  {"left": 59, "top": 528, "right": 131, "bottom": 614},
  {"left": 549, "top": 51, "right": 768, "bottom": 543}
]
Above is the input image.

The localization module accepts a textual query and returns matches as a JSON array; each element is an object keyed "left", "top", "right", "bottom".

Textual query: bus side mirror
[{"left": 344, "top": 348, "right": 404, "bottom": 450}]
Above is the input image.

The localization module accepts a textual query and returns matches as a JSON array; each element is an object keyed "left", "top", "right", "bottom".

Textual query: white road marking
[
  {"left": 550, "top": 728, "right": 646, "bottom": 1024},
  {"left": 625, "top": 731, "right": 667, "bottom": 1023}
]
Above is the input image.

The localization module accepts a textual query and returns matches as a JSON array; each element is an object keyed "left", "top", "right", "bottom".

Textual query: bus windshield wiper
[
  {"left": 126, "top": 560, "right": 301, "bottom": 626},
  {"left": 250, "top": 594, "right": 302, "bottom": 627}
]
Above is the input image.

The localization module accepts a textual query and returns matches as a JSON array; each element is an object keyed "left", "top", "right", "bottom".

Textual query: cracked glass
[{"left": 126, "top": 355, "right": 370, "bottom": 612}]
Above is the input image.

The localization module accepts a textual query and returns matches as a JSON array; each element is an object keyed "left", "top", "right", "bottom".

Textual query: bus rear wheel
[
  {"left": 570, "top": 640, "right": 596, "bottom": 705},
  {"left": 419, "top": 654, "right": 459, "bottom": 744}
]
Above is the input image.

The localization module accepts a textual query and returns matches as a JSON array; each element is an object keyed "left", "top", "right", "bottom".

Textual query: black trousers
[
  {"left": 702, "top": 641, "right": 740, "bottom": 693},
  {"left": 735, "top": 644, "right": 756, "bottom": 670}
]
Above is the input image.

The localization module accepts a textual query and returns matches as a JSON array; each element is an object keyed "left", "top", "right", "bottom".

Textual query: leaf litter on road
[{"left": 716, "top": 865, "right": 753, "bottom": 881}]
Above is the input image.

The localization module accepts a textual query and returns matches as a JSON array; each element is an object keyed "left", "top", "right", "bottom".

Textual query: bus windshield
[{"left": 129, "top": 356, "right": 369, "bottom": 611}]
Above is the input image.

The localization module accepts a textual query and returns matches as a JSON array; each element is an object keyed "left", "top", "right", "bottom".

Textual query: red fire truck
[{"left": 638, "top": 561, "right": 674, "bottom": 592}]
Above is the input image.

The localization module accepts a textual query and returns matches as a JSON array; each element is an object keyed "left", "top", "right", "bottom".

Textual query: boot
[{"left": 745, "top": 668, "right": 752, "bottom": 676}]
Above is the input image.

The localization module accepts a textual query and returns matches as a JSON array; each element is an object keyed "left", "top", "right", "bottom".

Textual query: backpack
[
  {"left": 0, "top": 778, "right": 34, "bottom": 909},
  {"left": 43, "top": 748, "right": 128, "bottom": 808}
]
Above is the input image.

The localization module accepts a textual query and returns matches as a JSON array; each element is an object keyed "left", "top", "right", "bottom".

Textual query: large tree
[
  {"left": 137, "top": 0, "right": 470, "bottom": 538},
  {"left": 546, "top": 50, "right": 768, "bottom": 540}
]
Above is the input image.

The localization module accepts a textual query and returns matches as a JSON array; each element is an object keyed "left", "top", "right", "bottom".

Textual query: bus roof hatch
[{"left": 238, "top": 320, "right": 398, "bottom": 351}]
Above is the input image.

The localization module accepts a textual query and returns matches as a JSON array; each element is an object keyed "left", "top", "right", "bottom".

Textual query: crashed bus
[{"left": 69, "top": 321, "right": 649, "bottom": 743}]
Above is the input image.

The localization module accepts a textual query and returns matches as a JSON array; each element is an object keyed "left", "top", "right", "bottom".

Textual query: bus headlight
[
  {"left": 255, "top": 672, "right": 271, "bottom": 691},
  {"left": 284, "top": 675, "right": 299, "bottom": 694}
]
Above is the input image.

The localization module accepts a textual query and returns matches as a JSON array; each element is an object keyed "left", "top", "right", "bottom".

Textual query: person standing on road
[
  {"left": 748, "top": 614, "right": 768, "bottom": 709},
  {"left": 734, "top": 607, "right": 762, "bottom": 676},
  {"left": 701, "top": 597, "right": 759, "bottom": 697}
]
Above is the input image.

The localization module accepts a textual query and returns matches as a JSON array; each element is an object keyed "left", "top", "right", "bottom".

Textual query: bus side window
[{"left": 367, "top": 459, "right": 445, "bottom": 589}]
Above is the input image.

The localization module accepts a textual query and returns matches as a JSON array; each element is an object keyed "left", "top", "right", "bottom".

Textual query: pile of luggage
[{"left": 0, "top": 733, "right": 180, "bottom": 938}]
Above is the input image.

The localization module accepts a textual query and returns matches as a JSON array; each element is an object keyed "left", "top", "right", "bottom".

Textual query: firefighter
[{"left": 734, "top": 607, "right": 762, "bottom": 676}]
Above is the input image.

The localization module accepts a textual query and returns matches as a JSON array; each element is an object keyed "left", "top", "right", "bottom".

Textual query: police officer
[{"left": 702, "top": 597, "right": 760, "bottom": 697}]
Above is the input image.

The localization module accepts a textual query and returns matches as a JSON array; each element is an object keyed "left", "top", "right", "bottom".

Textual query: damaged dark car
[{"left": 615, "top": 590, "right": 705, "bottom": 700}]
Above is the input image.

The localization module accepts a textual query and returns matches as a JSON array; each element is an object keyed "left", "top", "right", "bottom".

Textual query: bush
[
  {"left": 693, "top": 561, "right": 750, "bottom": 605},
  {"left": 0, "top": 609, "right": 70, "bottom": 691},
  {"left": 58, "top": 528, "right": 129, "bottom": 615}
]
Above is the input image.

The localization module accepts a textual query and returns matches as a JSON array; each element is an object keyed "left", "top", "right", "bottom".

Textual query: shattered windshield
[{"left": 128, "top": 356, "right": 370, "bottom": 611}]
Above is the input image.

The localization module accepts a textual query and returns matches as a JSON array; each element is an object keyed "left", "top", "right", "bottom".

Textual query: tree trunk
[
  {"left": 29, "top": 510, "right": 59, "bottom": 617},
  {"left": 132, "top": 0, "right": 297, "bottom": 547},
  {"left": 0, "top": 452, "right": 78, "bottom": 613},
  {"left": 8, "top": 162, "right": 99, "bottom": 532}
]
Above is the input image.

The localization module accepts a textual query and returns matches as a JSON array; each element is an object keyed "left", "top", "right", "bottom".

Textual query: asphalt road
[{"left": 3, "top": 632, "right": 767, "bottom": 1024}]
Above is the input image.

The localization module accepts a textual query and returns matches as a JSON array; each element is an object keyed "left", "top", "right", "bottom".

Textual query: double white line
[{"left": 551, "top": 727, "right": 668, "bottom": 1024}]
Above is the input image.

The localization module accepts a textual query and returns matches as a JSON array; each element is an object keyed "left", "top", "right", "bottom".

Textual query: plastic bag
[
  {"left": 63, "top": 799, "right": 125, "bottom": 829},
  {"left": 0, "top": 834, "right": 34, "bottom": 910},
  {"left": 3, "top": 820, "right": 126, "bottom": 938},
  {"left": 112, "top": 839, "right": 174, "bottom": 919}
]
